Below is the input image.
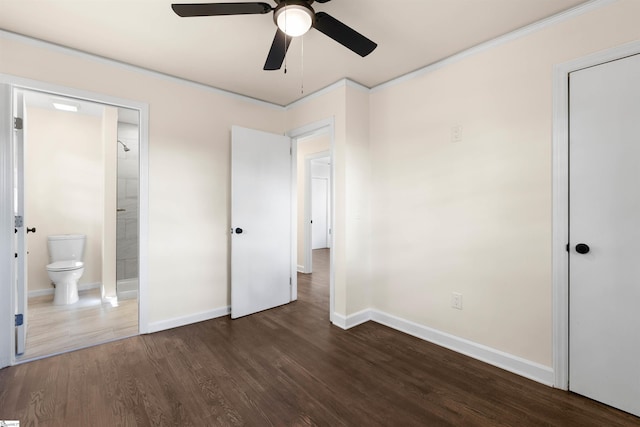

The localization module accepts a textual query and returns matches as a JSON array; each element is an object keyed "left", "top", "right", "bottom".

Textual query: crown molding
[
  {"left": 0, "top": 29, "right": 285, "bottom": 111},
  {"left": 370, "top": 0, "right": 619, "bottom": 94},
  {"left": 284, "top": 78, "right": 369, "bottom": 111}
]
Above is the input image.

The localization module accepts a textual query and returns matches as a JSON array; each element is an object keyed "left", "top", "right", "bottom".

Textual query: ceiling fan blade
[
  {"left": 314, "top": 0, "right": 331, "bottom": 2},
  {"left": 264, "top": 29, "right": 292, "bottom": 70},
  {"left": 171, "top": 2, "right": 272, "bottom": 17},
  {"left": 313, "top": 12, "right": 377, "bottom": 57}
]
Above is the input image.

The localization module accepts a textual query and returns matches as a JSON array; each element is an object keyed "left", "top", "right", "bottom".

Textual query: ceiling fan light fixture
[{"left": 275, "top": 4, "right": 314, "bottom": 37}]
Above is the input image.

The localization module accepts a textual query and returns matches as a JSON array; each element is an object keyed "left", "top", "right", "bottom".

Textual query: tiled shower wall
[{"left": 116, "top": 122, "right": 139, "bottom": 281}]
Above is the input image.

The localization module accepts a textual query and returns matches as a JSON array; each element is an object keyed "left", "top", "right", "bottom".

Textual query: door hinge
[
  {"left": 566, "top": 243, "right": 570, "bottom": 252},
  {"left": 15, "top": 314, "right": 23, "bottom": 327},
  {"left": 289, "top": 277, "right": 292, "bottom": 286},
  {"left": 14, "top": 117, "right": 23, "bottom": 130},
  {"left": 14, "top": 215, "right": 23, "bottom": 228}
]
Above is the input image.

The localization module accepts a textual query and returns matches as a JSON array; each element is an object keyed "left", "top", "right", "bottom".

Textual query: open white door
[
  {"left": 231, "top": 126, "right": 292, "bottom": 319},
  {"left": 13, "top": 89, "right": 27, "bottom": 356}
]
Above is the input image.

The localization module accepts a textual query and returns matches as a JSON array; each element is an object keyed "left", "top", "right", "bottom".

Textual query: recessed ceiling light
[{"left": 52, "top": 102, "right": 79, "bottom": 112}]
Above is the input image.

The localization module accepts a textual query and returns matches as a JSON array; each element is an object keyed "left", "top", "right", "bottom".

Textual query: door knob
[
  {"left": 575, "top": 243, "right": 590, "bottom": 254},
  {"left": 27, "top": 227, "right": 36, "bottom": 234},
  {"left": 235, "top": 227, "right": 243, "bottom": 234}
]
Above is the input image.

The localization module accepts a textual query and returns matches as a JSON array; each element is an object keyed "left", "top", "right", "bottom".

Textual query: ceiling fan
[{"left": 171, "top": 0, "right": 377, "bottom": 71}]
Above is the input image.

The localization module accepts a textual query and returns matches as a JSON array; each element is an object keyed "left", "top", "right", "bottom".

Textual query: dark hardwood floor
[{"left": 1, "top": 248, "right": 638, "bottom": 426}]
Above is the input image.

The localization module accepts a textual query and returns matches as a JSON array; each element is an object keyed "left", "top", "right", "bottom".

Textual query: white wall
[
  {"left": 344, "top": 86, "right": 371, "bottom": 316},
  {"left": 368, "top": 0, "right": 640, "bottom": 367},
  {"left": 25, "top": 106, "right": 104, "bottom": 292}
]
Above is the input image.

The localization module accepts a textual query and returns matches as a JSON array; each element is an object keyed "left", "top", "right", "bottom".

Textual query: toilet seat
[{"left": 46, "top": 260, "right": 84, "bottom": 272}]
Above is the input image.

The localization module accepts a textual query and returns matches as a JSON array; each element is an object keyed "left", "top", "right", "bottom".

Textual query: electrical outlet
[{"left": 451, "top": 292, "right": 463, "bottom": 310}]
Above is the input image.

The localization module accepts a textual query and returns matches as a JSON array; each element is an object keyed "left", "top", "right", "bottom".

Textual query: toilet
[{"left": 46, "top": 234, "right": 86, "bottom": 305}]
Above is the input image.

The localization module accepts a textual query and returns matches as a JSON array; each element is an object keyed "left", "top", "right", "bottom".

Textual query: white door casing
[
  {"left": 13, "top": 89, "right": 27, "bottom": 356},
  {"left": 568, "top": 53, "right": 640, "bottom": 417},
  {"left": 231, "top": 125, "right": 293, "bottom": 319}
]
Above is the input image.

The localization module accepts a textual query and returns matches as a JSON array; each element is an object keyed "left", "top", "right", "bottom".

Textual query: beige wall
[
  {"left": 1, "top": 35, "right": 285, "bottom": 325},
  {"left": 25, "top": 106, "right": 104, "bottom": 292},
  {"left": 344, "top": 87, "right": 371, "bottom": 315},
  {"left": 369, "top": 0, "right": 640, "bottom": 366},
  {"left": 296, "top": 134, "right": 330, "bottom": 267}
]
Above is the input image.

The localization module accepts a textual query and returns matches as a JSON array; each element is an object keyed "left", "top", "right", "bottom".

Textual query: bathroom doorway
[{"left": 13, "top": 88, "right": 141, "bottom": 361}]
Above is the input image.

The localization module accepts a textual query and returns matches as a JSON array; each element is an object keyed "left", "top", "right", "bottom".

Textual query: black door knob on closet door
[
  {"left": 235, "top": 228, "right": 243, "bottom": 234},
  {"left": 575, "top": 243, "right": 590, "bottom": 254},
  {"left": 27, "top": 227, "right": 36, "bottom": 234}
]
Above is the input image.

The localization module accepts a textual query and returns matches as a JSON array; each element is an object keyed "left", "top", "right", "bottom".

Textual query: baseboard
[
  {"left": 147, "top": 305, "right": 231, "bottom": 333},
  {"left": 28, "top": 281, "right": 100, "bottom": 298},
  {"left": 116, "top": 278, "right": 138, "bottom": 300},
  {"left": 335, "top": 308, "right": 554, "bottom": 386},
  {"left": 117, "top": 289, "right": 138, "bottom": 300},
  {"left": 368, "top": 309, "right": 554, "bottom": 386},
  {"left": 332, "top": 309, "right": 371, "bottom": 330}
]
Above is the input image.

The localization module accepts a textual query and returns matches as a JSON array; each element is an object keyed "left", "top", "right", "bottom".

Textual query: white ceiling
[{"left": 0, "top": 0, "right": 590, "bottom": 106}]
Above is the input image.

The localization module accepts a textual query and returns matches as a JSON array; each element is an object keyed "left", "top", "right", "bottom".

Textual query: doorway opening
[
  {"left": 2, "top": 79, "right": 149, "bottom": 365},
  {"left": 290, "top": 119, "right": 335, "bottom": 322}
]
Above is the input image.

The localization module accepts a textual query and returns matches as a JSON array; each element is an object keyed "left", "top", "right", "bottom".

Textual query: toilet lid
[{"left": 47, "top": 260, "right": 84, "bottom": 272}]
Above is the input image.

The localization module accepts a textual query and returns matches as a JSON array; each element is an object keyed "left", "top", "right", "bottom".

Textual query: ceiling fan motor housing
[
  {"left": 273, "top": 1, "right": 316, "bottom": 37},
  {"left": 273, "top": 0, "right": 315, "bottom": 4}
]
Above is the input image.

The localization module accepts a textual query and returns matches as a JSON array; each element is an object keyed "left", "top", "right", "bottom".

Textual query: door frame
[
  {"left": 0, "top": 74, "right": 150, "bottom": 367},
  {"left": 13, "top": 89, "right": 26, "bottom": 355},
  {"left": 288, "top": 118, "right": 335, "bottom": 323},
  {"left": 552, "top": 40, "right": 640, "bottom": 389}
]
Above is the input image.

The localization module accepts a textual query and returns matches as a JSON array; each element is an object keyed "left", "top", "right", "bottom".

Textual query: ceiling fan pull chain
[
  {"left": 301, "top": 36, "right": 304, "bottom": 94},
  {"left": 283, "top": 0, "right": 288, "bottom": 74}
]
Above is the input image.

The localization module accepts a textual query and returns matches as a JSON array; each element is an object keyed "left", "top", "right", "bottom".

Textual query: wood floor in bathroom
[
  {"left": 1, "top": 249, "right": 639, "bottom": 426},
  {"left": 17, "top": 288, "right": 138, "bottom": 361}
]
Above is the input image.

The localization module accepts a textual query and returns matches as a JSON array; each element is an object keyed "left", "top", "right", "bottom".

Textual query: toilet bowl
[
  {"left": 47, "top": 261, "right": 84, "bottom": 305},
  {"left": 46, "top": 234, "right": 86, "bottom": 305}
]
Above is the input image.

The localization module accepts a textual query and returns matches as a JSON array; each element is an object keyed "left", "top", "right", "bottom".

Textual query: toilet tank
[{"left": 47, "top": 234, "right": 86, "bottom": 262}]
